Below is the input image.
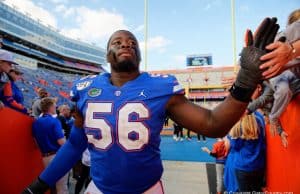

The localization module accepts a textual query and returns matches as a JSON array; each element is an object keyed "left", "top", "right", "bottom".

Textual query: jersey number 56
[{"left": 85, "top": 102, "right": 150, "bottom": 152}]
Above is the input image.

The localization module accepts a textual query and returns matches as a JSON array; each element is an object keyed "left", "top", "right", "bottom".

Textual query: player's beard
[
  {"left": 112, "top": 59, "right": 139, "bottom": 73},
  {"left": 108, "top": 48, "right": 139, "bottom": 73}
]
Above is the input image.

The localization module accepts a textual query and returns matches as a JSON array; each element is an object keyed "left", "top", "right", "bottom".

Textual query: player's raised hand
[{"left": 230, "top": 17, "right": 279, "bottom": 102}]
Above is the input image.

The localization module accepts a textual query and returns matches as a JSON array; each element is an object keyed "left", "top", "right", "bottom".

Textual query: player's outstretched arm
[
  {"left": 167, "top": 95, "right": 247, "bottom": 137},
  {"left": 167, "top": 17, "right": 279, "bottom": 138},
  {"left": 22, "top": 125, "right": 88, "bottom": 194}
]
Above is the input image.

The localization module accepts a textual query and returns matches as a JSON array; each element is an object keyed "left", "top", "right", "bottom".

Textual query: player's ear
[
  {"left": 106, "top": 34, "right": 115, "bottom": 64},
  {"left": 135, "top": 47, "right": 141, "bottom": 64},
  {"left": 106, "top": 48, "right": 116, "bottom": 65}
]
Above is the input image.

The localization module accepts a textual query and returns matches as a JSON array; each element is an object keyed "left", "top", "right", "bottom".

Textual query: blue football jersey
[{"left": 70, "top": 72, "right": 184, "bottom": 194}]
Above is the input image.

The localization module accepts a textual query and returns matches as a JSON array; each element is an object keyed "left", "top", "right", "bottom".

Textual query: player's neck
[{"left": 110, "top": 71, "right": 140, "bottom": 87}]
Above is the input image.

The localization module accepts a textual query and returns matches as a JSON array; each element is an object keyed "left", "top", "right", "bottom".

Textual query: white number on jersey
[{"left": 85, "top": 102, "right": 150, "bottom": 151}]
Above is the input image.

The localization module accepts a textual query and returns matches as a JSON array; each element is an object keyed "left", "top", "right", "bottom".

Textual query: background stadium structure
[
  {"left": 0, "top": 1, "right": 107, "bottom": 107},
  {"left": 150, "top": 66, "right": 236, "bottom": 110},
  {"left": 0, "top": 1, "right": 237, "bottom": 109},
  {"left": 1, "top": 1, "right": 300, "bottom": 193}
]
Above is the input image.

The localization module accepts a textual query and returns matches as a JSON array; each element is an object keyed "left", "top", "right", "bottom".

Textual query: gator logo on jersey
[
  {"left": 76, "top": 80, "right": 92, "bottom": 91},
  {"left": 88, "top": 88, "right": 102, "bottom": 97}
]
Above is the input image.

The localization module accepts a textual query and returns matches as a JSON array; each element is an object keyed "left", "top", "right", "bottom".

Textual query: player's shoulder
[
  {"left": 144, "top": 72, "right": 178, "bottom": 84},
  {"left": 144, "top": 72, "right": 183, "bottom": 93},
  {"left": 142, "top": 72, "right": 184, "bottom": 94},
  {"left": 72, "top": 73, "right": 106, "bottom": 91}
]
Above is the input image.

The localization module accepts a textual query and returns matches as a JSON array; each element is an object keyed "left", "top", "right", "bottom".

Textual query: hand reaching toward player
[
  {"left": 201, "top": 147, "right": 210, "bottom": 154},
  {"left": 280, "top": 131, "right": 288, "bottom": 148},
  {"left": 270, "top": 122, "right": 278, "bottom": 136},
  {"left": 259, "top": 39, "right": 293, "bottom": 78},
  {"left": 230, "top": 17, "right": 280, "bottom": 102}
]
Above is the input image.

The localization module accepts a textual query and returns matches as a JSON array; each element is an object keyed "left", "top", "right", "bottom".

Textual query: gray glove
[{"left": 230, "top": 17, "right": 280, "bottom": 102}]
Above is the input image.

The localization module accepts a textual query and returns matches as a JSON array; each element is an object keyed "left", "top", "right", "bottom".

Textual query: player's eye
[
  {"left": 129, "top": 41, "right": 137, "bottom": 47},
  {"left": 112, "top": 40, "right": 122, "bottom": 46}
]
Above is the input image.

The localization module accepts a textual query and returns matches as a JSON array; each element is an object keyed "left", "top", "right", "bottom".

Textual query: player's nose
[{"left": 120, "top": 41, "right": 131, "bottom": 48}]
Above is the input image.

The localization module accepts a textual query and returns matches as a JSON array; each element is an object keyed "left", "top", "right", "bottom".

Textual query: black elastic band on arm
[{"left": 229, "top": 83, "right": 255, "bottom": 103}]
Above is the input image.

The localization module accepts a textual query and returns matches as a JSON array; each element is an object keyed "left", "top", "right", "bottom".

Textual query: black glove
[
  {"left": 230, "top": 17, "right": 279, "bottom": 102},
  {"left": 22, "top": 177, "right": 50, "bottom": 194}
]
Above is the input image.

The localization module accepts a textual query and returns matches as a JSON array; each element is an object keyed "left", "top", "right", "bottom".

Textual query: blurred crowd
[
  {"left": 0, "top": 49, "right": 91, "bottom": 194},
  {"left": 0, "top": 8, "right": 299, "bottom": 194}
]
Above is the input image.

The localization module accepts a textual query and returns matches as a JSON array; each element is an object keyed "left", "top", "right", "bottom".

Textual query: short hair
[
  {"left": 38, "top": 88, "right": 48, "bottom": 98},
  {"left": 288, "top": 9, "right": 300, "bottom": 25},
  {"left": 40, "top": 97, "right": 56, "bottom": 113},
  {"left": 58, "top": 104, "right": 69, "bottom": 113}
]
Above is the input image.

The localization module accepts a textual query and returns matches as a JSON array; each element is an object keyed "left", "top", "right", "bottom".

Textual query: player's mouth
[
  {"left": 119, "top": 53, "right": 132, "bottom": 57},
  {"left": 118, "top": 50, "right": 134, "bottom": 57}
]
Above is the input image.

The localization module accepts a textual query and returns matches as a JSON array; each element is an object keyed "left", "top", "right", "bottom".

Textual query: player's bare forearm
[
  {"left": 167, "top": 17, "right": 281, "bottom": 136},
  {"left": 166, "top": 95, "right": 247, "bottom": 138}
]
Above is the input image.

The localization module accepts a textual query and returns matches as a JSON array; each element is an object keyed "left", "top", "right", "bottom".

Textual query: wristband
[{"left": 229, "top": 83, "right": 254, "bottom": 103}]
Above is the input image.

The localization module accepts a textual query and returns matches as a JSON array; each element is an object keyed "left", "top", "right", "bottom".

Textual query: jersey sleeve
[
  {"left": 150, "top": 74, "right": 185, "bottom": 97},
  {"left": 40, "top": 125, "right": 88, "bottom": 186},
  {"left": 70, "top": 76, "right": 97, "bottom": 102},
  {"left": 170, "top": 75, "right": 185, "bottom": 95},
  {"left": 69, "top": 81, "right": 79, "bottom": 102}
]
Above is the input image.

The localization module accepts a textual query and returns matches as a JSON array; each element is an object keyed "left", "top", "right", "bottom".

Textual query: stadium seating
[
  {"left": 16, "top": 66, "right": 79, "bottom": 109},
  {"left": 0, "top": 2, "right": 105, "bottom": 64}
]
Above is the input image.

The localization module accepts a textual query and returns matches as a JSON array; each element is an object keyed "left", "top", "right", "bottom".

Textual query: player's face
[
  {"left": 106, "top": 30, "right": 141, "bottom": 73},
  {"left": 0, "top": 61, "right": 12, "bottom": 73}
]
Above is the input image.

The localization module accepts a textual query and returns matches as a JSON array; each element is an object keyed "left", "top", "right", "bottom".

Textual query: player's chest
[{"left": 81, "top": 86, "right": 165, "bottom": 152}]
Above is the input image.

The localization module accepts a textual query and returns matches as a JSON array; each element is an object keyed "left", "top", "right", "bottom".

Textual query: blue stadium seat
[{"left": 15, "top": 66, "right": 77, "bottom": 109}]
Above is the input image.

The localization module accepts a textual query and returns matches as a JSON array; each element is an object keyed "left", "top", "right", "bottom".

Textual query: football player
[{"left": 24, "top": 17, "right": 279, "bottom": 194}]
